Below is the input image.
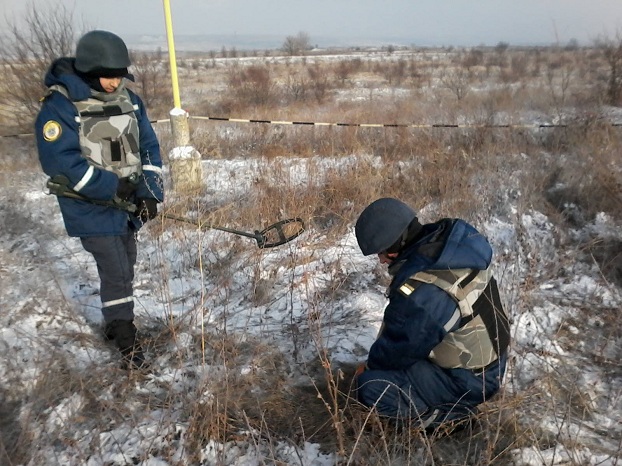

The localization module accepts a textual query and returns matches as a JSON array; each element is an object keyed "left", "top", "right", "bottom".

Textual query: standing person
[
  {"left": 353, "top": 198, "right": 510, "bottom": 431},
  {"left": 35, "top": 30, "right": 164, "bottom": 369}
]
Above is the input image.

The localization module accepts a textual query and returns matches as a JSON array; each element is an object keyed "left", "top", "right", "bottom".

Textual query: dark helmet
[
  {"left": 355, "top": 198, "right": 419, "bottom": 256},
  {"left": 75, "top": 30, "right": 131, "bottom": 75}
]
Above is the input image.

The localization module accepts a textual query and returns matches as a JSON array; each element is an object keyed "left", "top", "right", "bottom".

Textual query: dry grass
[{"left": 1, "top": 44, "right": 621, "bottom": 465}]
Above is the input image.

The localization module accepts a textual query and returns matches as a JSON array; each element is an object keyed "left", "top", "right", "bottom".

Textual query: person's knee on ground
[
  {"left": 356, "top": 369, "right": 480, "bottom": 431},
  {"left": 356, "top": 370, "right": 424, "bottom": 419}
]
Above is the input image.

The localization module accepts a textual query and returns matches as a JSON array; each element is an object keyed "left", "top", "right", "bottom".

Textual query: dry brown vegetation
[
  {"left": 147, "top": 42, "right": 622, "bottom": 236},
  {"left": 1, "top": 9, "right": 621, "bottom": 464}
]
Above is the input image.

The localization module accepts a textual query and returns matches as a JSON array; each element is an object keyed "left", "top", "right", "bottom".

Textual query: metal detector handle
[
  {"left": 45, "top": 176, "right": 137, "bottom": 213},
  {"left": 46, "top": 175, "right": 74, "bottom": 197}
]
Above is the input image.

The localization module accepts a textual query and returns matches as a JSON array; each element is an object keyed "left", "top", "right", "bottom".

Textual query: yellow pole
[{"left": 162, "top": 0, "right": 182, "bottom": 108}]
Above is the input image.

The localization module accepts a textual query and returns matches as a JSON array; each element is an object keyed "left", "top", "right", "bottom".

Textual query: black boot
[{"left": 104, "top": 319, "right": 148, "bottom": 370}]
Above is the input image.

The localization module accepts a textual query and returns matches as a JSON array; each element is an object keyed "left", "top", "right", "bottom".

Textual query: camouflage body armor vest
[
  {"left": 48, "top": 83, "right": 142, "bottom": 179},
  {"left": 397, "top": 267, "right": 511, "bottom": 370}
]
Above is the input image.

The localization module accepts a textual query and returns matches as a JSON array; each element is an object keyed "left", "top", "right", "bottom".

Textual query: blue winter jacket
[
  {"left": 357, "top": 218, "right": 507, "bottom": 424},
  {"left": 35, "top": 57, "right": 164, "bottom": 237}
]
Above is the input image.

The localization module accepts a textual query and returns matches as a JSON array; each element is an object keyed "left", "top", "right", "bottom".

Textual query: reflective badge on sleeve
[{"left": 43, "top": 120, "right": 62, "bottom": 142}]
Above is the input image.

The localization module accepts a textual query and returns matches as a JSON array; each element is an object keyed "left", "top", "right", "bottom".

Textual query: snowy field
[{"left": 0, "top": 143, "right": 621, "bottom": 465}]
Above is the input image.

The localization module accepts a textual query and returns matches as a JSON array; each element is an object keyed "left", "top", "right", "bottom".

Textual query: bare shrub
[
  {"left": 545, "top": 56, "right": 575, "bottom": 118},
  {"left": 0, "top": 2, "right": 83, "bottom": 131},
  {"left": 463, "top": 48, "right": 485, "bottom": 69},
  {"left": 284, "top": 71, "right": 308, "bottom": 103},
  {"left": 439, "top": 67, "right": 472, "bottom": 100},
  {"left": 306, "top": 63, "right": 331, "bottom": 103},
  {"left": 485, "top": 42, "right": 510, "bottom": 71},
  {"left": 594, "top": 31, "right": 622, "bottom": 106},
  {"left": 381, "top": 59, "right": 408, "bottom": 86},
  {"left": 334, "top": 59, "right": 354, "bottom": 85},
  {"left": 129, "top": 49, "right": 173, "bottom": 118},
  {"left": 226, "top": 65, "right": 275, "bottom": 109},
  {"left": 509, "top": 53, "right": 530, "bottom": 81},
  {"left": 407, "top": 58, "right": 426, "bottom": 86},
  {"left": 371, "top": 59, "right": 409, "bottom": 85},
  {"left": 530, "top": 48, "right": 544, "bottom": 77}
]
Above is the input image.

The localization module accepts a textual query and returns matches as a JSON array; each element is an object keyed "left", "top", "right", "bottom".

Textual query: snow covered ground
[{"left": 0, "top": 149, "right": 621, "bottom": 465}]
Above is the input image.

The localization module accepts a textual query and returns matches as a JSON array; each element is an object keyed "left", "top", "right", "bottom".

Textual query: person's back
[{"left": 354, "top": 198, "right": 510, "bottom": 430}]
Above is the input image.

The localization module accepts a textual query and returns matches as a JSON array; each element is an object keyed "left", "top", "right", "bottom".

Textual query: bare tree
[
  {"left": 0, "top": 2, "right": 84, "bottom": 130},
  {"left": 281, "top": 32, "right": 312, "bottom": 56}
]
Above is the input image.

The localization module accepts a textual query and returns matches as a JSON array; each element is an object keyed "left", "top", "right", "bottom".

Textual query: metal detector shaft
[{"left": 162, "top": 213, "right": 261, "bottom": 240}]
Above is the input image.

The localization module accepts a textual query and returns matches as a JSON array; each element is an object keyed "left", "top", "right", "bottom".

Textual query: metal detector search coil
[{"left": 255, "top": 218, "right": 305, "bottom": 248}]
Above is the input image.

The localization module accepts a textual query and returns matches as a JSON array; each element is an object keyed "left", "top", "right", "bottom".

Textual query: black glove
[
  {"left": 116, "top": 178, "right": 137, "bottom": 201},
  {"left": 136, "top": 198, "right": 158, "bottom": 223}
]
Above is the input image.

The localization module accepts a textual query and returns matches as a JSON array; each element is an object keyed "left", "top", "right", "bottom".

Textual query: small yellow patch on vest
[
  {"left": 399, "top": 283, "right": 415, "bottom": 296},
  {"left": 43, "top": 120, "right": 62, "bottom": 142}
]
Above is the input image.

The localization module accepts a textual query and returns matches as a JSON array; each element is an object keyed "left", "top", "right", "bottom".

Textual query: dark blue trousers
[
  {"left": 356, "top": 354, "right": 507, "bottom": 429},
  {"left": 80, "top": 232, "right": 137, "bottom": 323}
]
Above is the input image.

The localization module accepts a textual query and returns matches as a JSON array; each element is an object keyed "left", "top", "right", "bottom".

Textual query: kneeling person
[{"left": 354, "top": 198, "right": 510, "bottom": 430}]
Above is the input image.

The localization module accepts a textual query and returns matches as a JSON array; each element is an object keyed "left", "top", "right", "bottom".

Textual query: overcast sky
[{"left": 2, "top": 0, "right": 622, "bottom": 48}]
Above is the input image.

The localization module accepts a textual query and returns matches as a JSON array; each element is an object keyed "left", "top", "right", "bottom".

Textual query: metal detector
[
  {"left": 45, "top": 176, "right": 305, "bottom": 248},
  {"left": 162, "top": 213, "right": 305, "bottom": 249}
]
